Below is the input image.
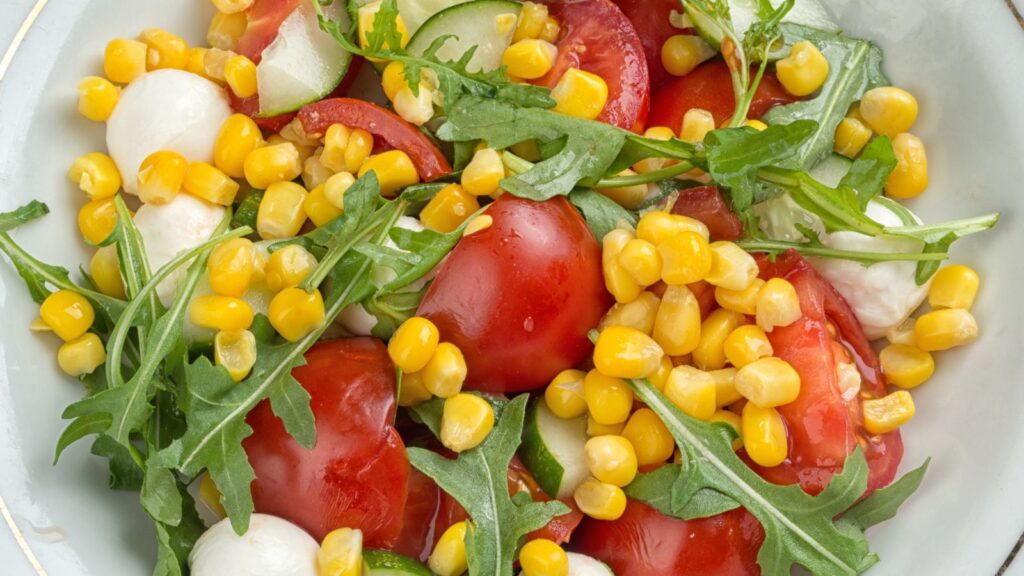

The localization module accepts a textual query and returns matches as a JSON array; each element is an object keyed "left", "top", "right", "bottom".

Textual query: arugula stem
[
  {"left": 736, "top": 239, "right": 949, "bottom": 264},
  {"left": 597, "top": 162, "right": 696, "bottom": 188}
]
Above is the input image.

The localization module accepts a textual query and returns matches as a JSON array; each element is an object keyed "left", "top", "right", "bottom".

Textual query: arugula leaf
[
  {"left": 568, "top": 189, "right": 637, "bottom": 241},
  {"left": 735, "top": 234, "right": 949, "bottom": 267},
  {"left": 232, "top": 189, "right": 264, "bottom": 231},
  {"left": 151, "top": 482, "right": 205, "bottom": 576},
  {"left": 364, "top": 284, "right": 428, "bottom": 340},
  {"left": 758, "top": 167, "right": 885, "bottom": 236},
  {"left": 0, "top": 200, "right": 48, "bottom": 232},
  {"left": 407, "top": 396, "right": 568, "bottom": 576},
  {"left": 839, "top": 136, "right": 897, "bottom": 209},
  {"left": 90, "top": 435, "right": 144, "bottom": 490},
  {"left": 625, "top": 463, "right": 740, "bottom": 519},
  {"left": 841, "top": 459, "right": 930, "bottom": 530}
]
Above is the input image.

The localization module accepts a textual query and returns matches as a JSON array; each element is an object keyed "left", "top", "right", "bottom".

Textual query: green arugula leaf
[
  {"left": 151, "top": 482, "right": 205, "bottom": 576},
  {"left": 407, "top": 396, "right": 569, "bottom": 576},
  {"left": 841, "top": 459, "right": 930, "bottom": 530},
  {"left": 568, "top": 188, "right": 638, "bottom": 241},
  {"left": 365, "top": 285, "right": 428, "bottom": 340},
  {"left": 626, "top": 463, "right": 741, "bottom": 519},
  {"left": 0, "top": 200, "right": 48, "bottom": 232},
  {"left": 758, "top": 167, "right": 885, "bottom": 235},
  {"left": 90, "top": 435, "right": 144, "bottom": 490},
  {"left": 736, "top": 234, "right": 949, "bottom": 267},
  {"left": 232, "top": 189, "right": 264, "bottom": 232},
  {"left": 839, "top": 136, "right": 897, "bottom": 209}
]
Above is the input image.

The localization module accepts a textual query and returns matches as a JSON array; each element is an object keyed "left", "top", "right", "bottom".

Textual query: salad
[{"left": 0, "top": 0, "right": 1001, "bottom": 574}]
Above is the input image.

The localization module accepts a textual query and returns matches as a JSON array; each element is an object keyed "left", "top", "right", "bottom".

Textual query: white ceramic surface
[{"left": 0, "top": 1, "right": 1022, "bottom": 575}]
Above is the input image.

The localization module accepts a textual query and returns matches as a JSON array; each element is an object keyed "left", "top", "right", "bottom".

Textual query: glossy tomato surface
[
  {"left": 671, "top": 185, "right": 745, "bottom": 241},
  {"left": 612, "top": 0, "right": 682, "bottom": 90},
  {"left": 236, "top": 0, "right": 302, "bottom": 62},
  {"left": 572, "top": 502, "right": 764, "bottom": 576},
  {"left": 299, "top": 98, "right": 452, "bottom": 182},
  {"left": 535, "top": 0, "right": 650, "bottom": 131},
  {"left": 648, "top": 60, "right": 798, "bottom": 130},
  {"left": 244, "top": 338, "right": 409, "bottom": 545},
  {"left": 418, "top": 195, "right": 610, "bottom": 393}
]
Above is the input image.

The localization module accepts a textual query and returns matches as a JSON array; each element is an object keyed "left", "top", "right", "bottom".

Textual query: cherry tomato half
[
  {"left": 236, "top": 0, "right": 302, "bottom": 63},
  {"left": 612, "top": 0, "right": 684, "bottom": 91},
  {"left": 417, "top": 195, "right": 610, "bottom": 393},
  {"left": 244, "top": 338, "right": 409, "bottom": 545},
  {"left": 671, "top": 185, "right": 745, "bottom": 241}
]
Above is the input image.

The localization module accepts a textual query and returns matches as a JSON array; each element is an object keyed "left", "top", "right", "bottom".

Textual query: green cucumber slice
[
  {"left": 398, "top": 0, "right": 475, "bottom": 35},
  {"left": 256, "top": 0, "right": 354, "bottom": 116},
  {"left": 687, "top": 0, "right": 839, "bottom": 51},
  {"left": 519, "top": 400, "right": 589, "bottom": 499},
  {"left": 567, "top": 552, "right": 616, "bottom": 576},
  {"left": 363, "top": 549, "right": 433, "bottom": 575},
  {"left": 407, "top": 0, "right": 522, "bottom": 73},
  {"left": 808, "top": 153, "right": 853, "bottom": 187}
]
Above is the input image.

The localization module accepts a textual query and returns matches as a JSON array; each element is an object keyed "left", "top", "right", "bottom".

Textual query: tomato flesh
[
  {"left": 534, "top": 0, "right": 650, "bottom": 131},
  {"left": 671, "top": 185, "right": 745, "bottom": 241},
  {"left": 244, "top": 338, "right": 409, "bottom": 545},
  {"left": 236, "top": 0, "right": 302, "bottom": 63},
  {"left": 611, "top": 0, "right": 684, "bottom": 91},
  {"left": 417, "top": 195, "right": 610, "bottom": 393}
]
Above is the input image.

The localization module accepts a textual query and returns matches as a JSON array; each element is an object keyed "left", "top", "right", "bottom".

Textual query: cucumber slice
[
  {"left": 407, "top": 0, "right": 522, "bottom": 73},
  {"left": 398, "top": 0, "right": 475, "bottom": 35},
  {"left": 363, "top": 550, "right": 433, "bottom": 575},
  {"left": 567, "top": 553, "right": 616, "bottom": 576},
  {"left": 519, "top": 400, "right": 589, "bottom": 499},
  {"left": 256, "top": 0, "right": 354, "bottom": 116},
  {"left": 688, "top": 0, "right": 839, "bottom": 51},
  {"left": 808, "top": 153, "right": 853, "bottom": 187}
]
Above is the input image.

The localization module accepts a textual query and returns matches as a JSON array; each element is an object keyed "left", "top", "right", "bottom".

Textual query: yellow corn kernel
[
  {"left": 266, "top": 244, "right": 318, "bottom": 292},
  {"left": 302, "top": 153, "right": 335, "bottom": 194},
  {"left": 633, "top": 127, "right": 676, "bottom": 174},
  {"left": 659, "top": 231, "right": 712, "bottom": 285},
  {"left": 358, "top": 150, "right": 421, "bottom": 197},
  {"left": 441, "top": 393, "right": 496, "bottom": 452},
  {"left": 602, "top": 228, "right": 642, "bottom": 304},
  {"left": 268, "top": 287, "right": 325, "bottom": 342},
  {"left": 637, "top": 211, "right": 710, "bottom": 245},
  {"left": 211, "top": 0, "right": 254, "bottom": 14},
  {"left": 190, "top": 295, "right": 254, "bottom": 331},
  {"left": 78, "top": 196, "right": 119, "bottom": 245},
  {"left": 756, "top": 278, "right": 802, "bottom": 332},
  {"left": 584, "top": 435, "right": 638, "bottom": 487},
  {"left": 140, "top": 28, "right": 189, "bottom": 71},
  {"left": 860, "top": 87, "right": 919, "bottom": 137},
  {"left": 594, "top": 325, "right": 664, "bottom": 379},
  {"left": 621, "top": 409, "right": 673, "bottom": 466},
  {"left": 57, "top": 333, "right": 107, "bottom": 377},
  {"left": 648, "top": 355, "right": 674, "bottom": 391},
  {"left": 742, "top": 402, "right": 788, "bottom": 467},
  {"left": 723, "top": 324, "right": 773, "bottom": 368},
  {"left": 597, "top": 169, "right": 648, "bottom": 210},
  {"left": 257, "top": 182, "right": 308, "bottom": 240},
  {"left": 422, "top": 342, "right": 467, "bottom": 398},
  {"left": 199, "top": 473, "right": 226, "bottom": 518},
  {"left": 244, "top": 142, "right": 303, "bottom": 189},
  {"left": 420, "top": 184, "right": 479, "bottom": 233},
  {"left": 539, "top": 16, "right": 561, "bottom": 43},
  {"left": 202, "top": 48, "right": 236, "bottom": 84},
  {"left": 461, "top": 148, "right": 505, "bottom": 197},
  {"left": 494, "top": 13, "right": 518, "bottom": 36},
  {"left": 834, "top": 117, "right": 873, "bottom": 158},
  {"left": 928, "top": 264, "right": 980, "bottom": 310},
  {"left": 885, "top": 317, "right": 917, "bottom": 346},
  {"left": 513, "top": 1, "right": 549, "bottom": 42},
  {"left": 574, "top": 479, "right": 627, "bottom": 521},
  {"left": 502, "top": 39, "right": 558, "bottom": 80},
  {"left": 734, "top": 357, "right": 800, "bottom": 408},
  {"left": 709, "top": 367, "right": 741, "bottom": 407},
  {"left": 136, "top": 151, "right": 187, "bottom": 204},
  {"left": 583, "top": 369, "right": 633, "bottom": 425},
  {"left": 745, "top": 119, "right": 768, "bottom": 131},
  {"left": 337, "top": 126, "right": 374, "bottom": 174},
  {"left": 214, "top": 329, "right": 257, "bottom": 382},
  {"left": 429, "top": 522, "right": 469, "bottom": 576},
  {"left": 599, "top": 291, "right": 660, "bottom": 335},
  {"left": 664, "top": 365, "right": 717, "bottom": 420},
  {"left": 388, "top": 317, "right": 440, "bottom": 373},
  {"left": 318, "top": 527, "right": 363, "bottom": 576},
  {"left": 207, "top": 238, "right": 255, "bottom": 298},
  {"left": 652, "top": 284, "right": 702, "bottom": 356},
  {"left": 184, "top": 162, "right": 240, "bottom": 206},
  {"left": 661, "top": 34, "right": 711, "bottom": 77},
  {"left": 715, "top": 278, "right": 765, "bottom": 316},
  {"left": 358, "top": 0, "right": 411, "bottom": 60},
  {"left": 544, "top": 369, "right": 588, "bottom": 419},
  {"left": 76, "top": 76, "right": 119, "bottom": 122},
  {"left": 208, "top": 11, "right": 248, "bottom": 50},
  {"left": 223, "top": 54, "right": 258, "bottom": 98},
  {"left": 776, "top": 40, "right": 829, "bottom": 97},
  {"left": 694, "top": 308, "right": 746, "bottom": 371},
  {"left": 706, "top": 241, "right": 758, "bottom": 291},
  {"left": 40, "top": 290, "right": 95, "bottom": 342},
  {"left": 187, "top": 47, "right": 211, "bottom": 79},
  {"left": 680, "top": 108, "right": 716, "bottom": 143},
  {"left": 586, "top": 416, "right": 624, "bottom": 437},
  {"left": 323, "top": 171, "right": 356, "bottom": 210},
  {"left": 68, "top": 152, "right": 122, "bottom": 200},
  {"left": 519, "top": 538, "right": 568, "bottom": 576},
  {"left": 399, "top": 370, "right": 433, "bottom": 407},
  {"left": 393, "top": 84, "right": 436, "bottom": 126},
  {"left": 303, "top": 184, "right": 343, "bottom": 227},
  {"left": 104, "top": 38, "right": 148, "bottom": 83},
  {"left": 862, "top": 391, "right": 915, "bottom": 435},
  {"left": 710, "top": 410, "right": 743, "bottom": 450},
  {"left": 914, "top": 308, "right": 979, "bottom": 352},
  {"left": 879, "top": 344, "right": 934, "bottom": 390},
  {"left": 616, "top": 239, "right": 662, "bottom": 287},
  {"left": 885, "top": 133, "right": 929, "bottom": 200},
  {"left": 463, "top": 214, "right": 493, "bottom": 237},
  {"left": 381, "top": 61, "right": 409, "bottom": 101},
  {"left": 283, "top": 122, "right": 323, "bottom": 150},
  {"left": 552, "top": 68, "right": 609, "bottom": 121},
  {"left": 214, "top": 114, "right": 263, "bottom": 179},
  {"left": 90, "top": 245, "right": 125, "bottom": 299}
]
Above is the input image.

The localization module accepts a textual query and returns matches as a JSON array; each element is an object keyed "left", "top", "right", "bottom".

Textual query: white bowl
[{"left": 0, "top": 1, "right": 1022, "bottom": 574}]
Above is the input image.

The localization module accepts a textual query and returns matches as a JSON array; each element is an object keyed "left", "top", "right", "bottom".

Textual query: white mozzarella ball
[
  {"left": 189, "top": 514, "right": 319, "bottom": 576},
  {"left": 107, "top": 69, "right": 232, "bottom": 195}
]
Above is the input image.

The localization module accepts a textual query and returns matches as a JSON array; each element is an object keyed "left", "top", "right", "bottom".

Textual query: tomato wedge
[
  {"left": 648, "top": 60, "right": 798, "bottom": 130},
  {"left": 236, "top": 0, "right": 302, "bottom": 63},
  {"left": 612, "top": 0, "right": 684, "bottom": 91},
  {"left": 298, "top": 98, "right": 452, "bottom": 182},
  {"left": 671, "top": 185, "right": 745, "bottom": 241},
  {"left": 534, "top": 0, "right": 650, "bottom": 131}
]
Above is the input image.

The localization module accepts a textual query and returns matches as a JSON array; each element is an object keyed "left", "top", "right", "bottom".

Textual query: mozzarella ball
[
  {"left": 107, "top": 69, "right": 232, "bottom": 195},
  {"left": 189, "top": 514, "right": 318, "bottom": 576}
]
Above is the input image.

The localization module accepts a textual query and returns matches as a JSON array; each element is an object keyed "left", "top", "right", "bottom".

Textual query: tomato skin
[
  {"left": 648, "top": 60, "right": 798, "bottom": 130},
  {"left": 535, "top": 0, "right": 650, "bottom": 131},
  {"left": 611, "top": 0, "right": 683, "bottom": 90},
  {"left": 671, "top": 185, "right": 745, "bottom": 241},
  {"left": 298, "top": 98, "right": 452, "bottom": 182},
  {"left": 244, "top": 338, "right": 409, "bottom": 545},
  {"left": 417, "top": 195, "right": 610, "bottom": 393},
  {"left": 572, "top": 502, "right": 764, "bottom": 576},
  {"left": 236, "top": 0, "right": 303, "bottom": 63}
]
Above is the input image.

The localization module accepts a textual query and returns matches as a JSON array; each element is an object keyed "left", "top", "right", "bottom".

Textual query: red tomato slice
[
  {"left": 751, "top": 251, "right": 904, "bottom": 495},
  {"left": 612, "top": 0, "right": 683, "bottom": 91},
  {"left": 298, "top": 98, "right": 452, "bottom": 182},
  {"left": 648, "top": 60, "right": 798, "bottom": 130},
  {"left": 671, "top": 185, "right": 745, "bottom": 241},
  {"left": 236, "top": 0, "right": 302, "bottom": 63},
  {"left": 533, "top": 0, "right": 650, "bottom": 131},
  {"left": 244, "top": 338, "right": 409, "bottom": 545},
  {"left": 417, "top": 195, "right": 610, "bottom": 393},
  {"left": 571, "top": 501, "right": 764, "bottom": 576}
]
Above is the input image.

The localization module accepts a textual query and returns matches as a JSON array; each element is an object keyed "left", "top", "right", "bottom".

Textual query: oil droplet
[{"left": 523, "top": 316, "right": 535, "bottom": 333}]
